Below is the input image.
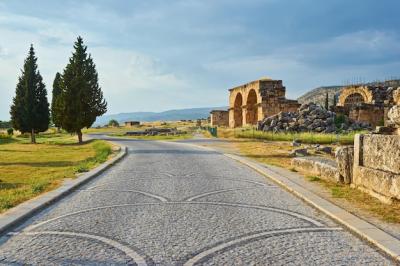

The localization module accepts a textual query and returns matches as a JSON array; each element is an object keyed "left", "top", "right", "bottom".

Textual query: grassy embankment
[
  {"left": 204, "top": 127, "right": 400, "bottom": 223},
  {"left": 214, "top": 127, "right": 361, "bottom": 145},
  {"left": 0, "top": 132, "right": 113, "bottom": 213},
  {"left": 84, "top": 120, "right": 198, "bottom": 141},
  {"left": 306, "top": 176, "right": 400, "bottom": 223}
]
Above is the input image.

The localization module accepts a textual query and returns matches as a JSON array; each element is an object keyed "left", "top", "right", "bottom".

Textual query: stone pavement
[{"left": 0, "top": 138, "right": 395, "bottom": 265}]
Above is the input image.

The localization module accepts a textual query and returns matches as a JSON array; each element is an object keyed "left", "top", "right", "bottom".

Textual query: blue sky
[{"left": 1, "top": 0, "right": 400, "bottom": 119}]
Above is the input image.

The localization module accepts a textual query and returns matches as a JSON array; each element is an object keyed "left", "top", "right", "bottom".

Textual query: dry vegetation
[
  {"left": 0, "top": 132, "right": 114, "bottom": 213},
  {"left": 214, "top": 127, "right": 361, "bottom": 145},
  {"left": 202, "top": 129, "right": 400, "bottom": 224},
  {"left": 307, "top": 176, "right": 400, "bottom": 223},
  {"left": 84, "top": 120, "right": 199, "bottom": 140}
]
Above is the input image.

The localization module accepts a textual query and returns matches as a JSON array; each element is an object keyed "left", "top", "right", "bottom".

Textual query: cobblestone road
[{"left": 0, "top": 138, "right": 394, "bottom": 265}]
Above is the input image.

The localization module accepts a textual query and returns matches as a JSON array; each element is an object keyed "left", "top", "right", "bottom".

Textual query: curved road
[{"left": 0, "top": 137, "right": 394, "bottom": 265}]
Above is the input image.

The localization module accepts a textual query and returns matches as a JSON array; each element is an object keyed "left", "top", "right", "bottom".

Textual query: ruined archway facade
[
  {"left": 233, "top": 93, "right": 243, "bottom": 127},
  {"left": 338, "top": 86, "right": 373, "bottom": 107},
  {"left": 228, "top": 78, "right": 300, "bottom": 128}
]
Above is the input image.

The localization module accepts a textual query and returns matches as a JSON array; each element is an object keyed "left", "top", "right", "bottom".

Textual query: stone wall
[
  {"left": 291, "top": 157, "right": 340, "bottom": 183},
  {"left": 353, "top": 134, "right": 400, "bottom": 204},
  {"left": 210, "top": 110, "right": 229, "bottom": 127},
  {"left": 348, "top": 104, "right": 384, "bottom": 127}
]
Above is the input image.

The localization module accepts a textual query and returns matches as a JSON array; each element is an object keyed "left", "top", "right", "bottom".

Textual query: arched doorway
[
  {"left": 246, "top": 89, "right": 258, "bottom": 125},
  {"left": 234, "top": 93, "right": 243, "bottom": 127},
  {"left": 344, "top": 93, "right": 364, "bottom": 107}
]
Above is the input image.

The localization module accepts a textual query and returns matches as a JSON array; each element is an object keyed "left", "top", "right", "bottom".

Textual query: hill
[
  {"left": 297, "top": 86, "right": 343, "bottom": 107},
  {"left": 94, "top": 107, "right": 227, "bottom": 126},
  {"left": 297, "top": 79, "right": 400, "bottom": 106}
]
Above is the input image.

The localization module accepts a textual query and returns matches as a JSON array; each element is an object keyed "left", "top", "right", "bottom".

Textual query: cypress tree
[
  {"left": 324, "top": 92, "right": 329, "bottom": 110},
  {"left": 59, "top": 36, "right": 107, "bottom": 143},
  {"left": 10, "top": 45, "right": 50, "bottom": 143},
  {"left": 333, "top": 93, "right": 337, "bottom": 107},
  {"left": 51, "top": 72, "right": 62, "bottom": 130}
]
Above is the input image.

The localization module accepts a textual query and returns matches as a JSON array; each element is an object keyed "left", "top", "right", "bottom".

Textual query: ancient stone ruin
[
  {"left": 335, "top": 85, "right": 399, "bottom": 127},
  {"left": 292, "top": 88, "right": 400, "bottom": 204},
  {"left": 210, "top": 110, "right": 229, "bottom": 127},
  {"left": 258, "top": 103, "right": 371, "bottom": 133},
  {"left": 209, "top": 78, "right": 300, "bottom": 128}
]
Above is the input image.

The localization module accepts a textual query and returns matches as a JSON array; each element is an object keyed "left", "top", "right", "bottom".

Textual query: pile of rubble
[{"left": 258, "top": 103, "right": 372, "bottom": 133}]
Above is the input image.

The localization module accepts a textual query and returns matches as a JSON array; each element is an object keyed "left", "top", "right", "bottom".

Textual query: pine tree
[
  {"left": 59, "top": 36, "right": 107, "bottom": 143},
  {"left": 10, "top": 45, "right": 50, "bottom": 143},
  {"left": 51, "top": 72, "right": 62, "bottom": 130},
  {"left": 324, "top": 92, "right": 329, "bottom": 110}
]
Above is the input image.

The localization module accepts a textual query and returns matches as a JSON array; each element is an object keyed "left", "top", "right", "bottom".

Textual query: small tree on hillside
[
  {"left": 51, "top": 72, "right": 62, "bottom": 130},
  {"left": 10, "top": 45, "right": 50, "bottom": 143},
  {"left": 108, "top": 119, "right": 119, "bottom": 127},
  {"left": 324, "top": 92, "right": 329, "bottom": 110},
  {"left": 58, "top": 36, "right": 107, "bottom": 143},
  {"left": 333, "top": 94, "right": 337, "bottom": 107}
]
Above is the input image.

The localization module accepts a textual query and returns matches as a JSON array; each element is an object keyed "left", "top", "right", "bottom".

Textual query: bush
[
  {"left": 7, "top": 128, "right": 13, "bottom": 136},
  {"left": 334, "top": 114, "right": 346, "bottom": 128},
  {"left": 108, "top": 119, "right": 119, "bottom": 127}
]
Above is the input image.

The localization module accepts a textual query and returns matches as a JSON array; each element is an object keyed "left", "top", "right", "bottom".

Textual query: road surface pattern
[{"left": 0, "top": 139, "right": 394, "bottom": 265}]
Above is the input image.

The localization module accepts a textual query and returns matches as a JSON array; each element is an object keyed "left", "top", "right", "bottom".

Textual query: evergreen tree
[
  {"left": 324, "top": 92, "right": 329, "bottom": 110},
  {"left": 333, "top": 93, "right": 337, "bottom": 107},
  {"left": 10, "top": 45, "right": 50, "bottom": 143},
  {"left": 51, "top": 72, "right": 62, "bottom": 130},
  {"left": 59, "top": 36, "right": 107, "bottom": 143}
]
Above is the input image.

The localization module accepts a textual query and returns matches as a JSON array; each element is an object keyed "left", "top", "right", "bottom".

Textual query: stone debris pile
[{"left": 258, "top": 103, "right": 372, "bottom": 133}]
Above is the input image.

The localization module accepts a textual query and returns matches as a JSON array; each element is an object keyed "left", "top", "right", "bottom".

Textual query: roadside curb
[
  {"left": 172, "top": 140, "right": 400, "bottom": 262},
  {"left": 0, "top": 144, "right": 128, "bottom": 236}
]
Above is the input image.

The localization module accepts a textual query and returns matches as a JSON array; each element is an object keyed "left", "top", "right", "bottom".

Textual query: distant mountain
[{"left": 94, "top": 107, "right": 228, "bottom": 126}]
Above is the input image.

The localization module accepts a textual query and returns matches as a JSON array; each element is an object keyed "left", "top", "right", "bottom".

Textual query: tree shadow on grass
[
  {"left": 0, "top": 160, "right": 86, "bottom": 167},
  {"left": 0, "top": 182, "right": 24, "bottom": 190},
  {"left": 0, "top": 138, "right": 18, "bottom": 145}
]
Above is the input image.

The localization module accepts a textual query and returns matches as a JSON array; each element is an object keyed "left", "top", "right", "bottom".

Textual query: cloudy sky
[{"left": 1, "top": 0, "right": 400, "bottom": 120}]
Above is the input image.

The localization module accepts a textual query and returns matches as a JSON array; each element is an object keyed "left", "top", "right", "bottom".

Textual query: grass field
[
  {"left": 83, "top": 120, "right": 199, "bottom": 135},
  {"left": 0, "top": 133, "right": 113, "bottom": 213},
  {"left": 213, "top": 127, "right": 362, "bottom": 145}
]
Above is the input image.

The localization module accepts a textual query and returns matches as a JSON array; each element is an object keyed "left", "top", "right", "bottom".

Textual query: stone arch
[
  {"left": 246, "top": 89, "right": 258, "bottom": 125},
  {"left": 233, "top": 93, "right": 243, "bottom": 127},
  {"left": 338, "top": 86, "right": 373, "bottom": 107},
  {"left": 343, "top": 93, "right": 364, "bottom": 106}
]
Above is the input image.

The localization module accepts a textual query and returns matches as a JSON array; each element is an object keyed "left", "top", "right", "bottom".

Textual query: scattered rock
[
  {"left": 317, "top": 146, "right": 332, "bottom": 154},
  {"left": 335, "top": 146, "right": 354, "bottom": 184},
  {"left": 292, "top": 140, "right": 301, "bottom": 147},
  {"left": 388, "top": 105, "right": 400, "bottom": 127},
  {"left": 290, "top": 148, "right": 309, "bottom": 157},
  {"left": 258, "top": 102, "right": 372, "bottom": 133}
]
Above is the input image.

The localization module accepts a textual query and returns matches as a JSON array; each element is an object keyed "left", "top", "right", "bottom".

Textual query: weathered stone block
[
  {"left": 291, "top": 157, "right": 340, "bottom": 183},
  {"left": 362, "top": 134, "right": 400, "bottom": 174},
  {"left": 335, "top": 146, "right": 354, "bottom": 184}
]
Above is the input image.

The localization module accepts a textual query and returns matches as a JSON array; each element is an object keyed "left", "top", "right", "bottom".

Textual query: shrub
[
  {"left": 334, "top": 114, "right": 346, "bottom": 128},
  {"left": 7, "top": 128, "right": 13, "bottom": 136}
]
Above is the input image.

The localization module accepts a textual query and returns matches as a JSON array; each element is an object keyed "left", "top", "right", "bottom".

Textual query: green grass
[
  {"left": 234, "top": 129, "right": 363, "bottom": 145},
  {"left": 75, "top": 141, "right": 112, "bottom": 172},
  {"left": 0, "top": 133, "right": 113, "bottom": 213},
  {"left": 307, "top": 176, "right": 321, "bottom": 182}
]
